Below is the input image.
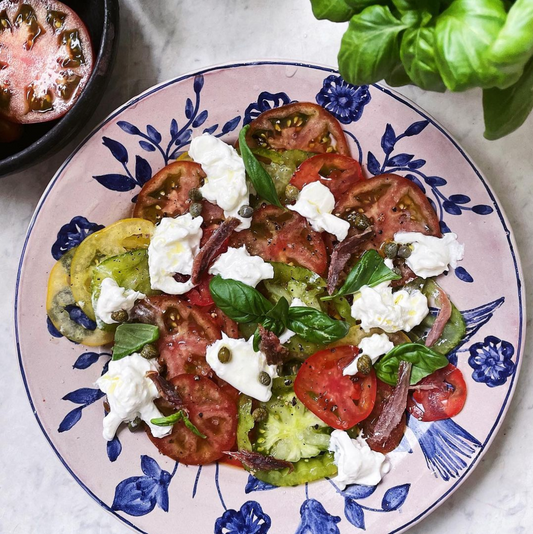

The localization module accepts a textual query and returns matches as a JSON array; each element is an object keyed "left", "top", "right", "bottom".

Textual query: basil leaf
[
  {"left": 483, "top": 56, "right": 533, "bottom": 139},
  {"left": 112, "top": 323, "right": 159, "bottom": 360},
  {"left": 310, "top": 0, "right": 355, "bottom": 22},
  {"left": 182, "top": 412, "right": 207, "bottom": 439},
  {"left": 266, "top": 297, "right": 289, "bottom": 328},
  {"left": 209, "top": 275, "right": 273, "bottom": 323},
  {"left": 151, "top": 410, "right": 207, "bottom": 438},
  {"left": 324, "top": 250, "right": 401, "bottom": 300},
  {"left": 374, "top": 342, "right": 449, "bottom": 386},
  {"left": 239, "top": 125, "right": 283, "bottom": 208},
  {"left": 287, "top": 307, "right": 349, "bottom": 344},
  {"left": 339, "top": 5, "right": 407, "bottom": 85}
]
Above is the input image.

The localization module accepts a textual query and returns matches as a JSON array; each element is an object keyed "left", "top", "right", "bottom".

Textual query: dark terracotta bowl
[{"left": 0, "top": 0, "right": 119, "bottom": 178}]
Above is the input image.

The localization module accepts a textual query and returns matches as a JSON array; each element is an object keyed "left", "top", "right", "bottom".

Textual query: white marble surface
[{"left": 1, "top": 1, "right": 532, "bottom": 532}]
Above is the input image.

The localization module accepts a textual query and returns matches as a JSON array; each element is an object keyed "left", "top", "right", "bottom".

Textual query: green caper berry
[
  {"left": 218, "top": 346, "right": 231, "bottom": 363},
  {"left": 397, "top": 244, "right": 412, "bottom": 258},
  {"left": 141, "top": 343, "right": 159, "bottom": 359},
  {"left": 238, "top": 205, "right": 254, "bottom": 218},
  {"left": 188, "top": 188, "right": 203, "bottom": 202},
  {"left": 357, "top": 354, "right": 373, "bottom": 375},
  {"left": 128, "top": 416, "right": 143, "bottom": 432},
  {"left": 353, "top": 212, "right": 371, "bottom": 231},
  {"left": 110, "top": 309, "right": 128, "bottom": 323},
  {"left": 383, "top": 242, "right": 398, "bottom": 259},
  {"left": 252, "top": 407, "right": 268, "bottom": 422},
  {"left": 285, "top": 184, "right": 300, "bottom": 201},
  {"left": 259, "top": 371, "right": 271, "bottom": 386},
  {"left": 189, "top": 202, "right": 203, "bottom": 218}
]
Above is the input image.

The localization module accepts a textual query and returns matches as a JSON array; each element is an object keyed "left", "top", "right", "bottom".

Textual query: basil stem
[
  {"left": 151, "top": 410, "right": 207, "bottom": 439},
  {"left": 112, "top": 323, "right": 159, "bottom": 360}
]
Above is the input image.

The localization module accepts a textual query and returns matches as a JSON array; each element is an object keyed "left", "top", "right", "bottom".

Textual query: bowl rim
[
  {"left": 0, "top": 0, "right": 120, "bottom": 178},
  {"left": 13, "top": 59, "right": 526, "bottom": 534}
]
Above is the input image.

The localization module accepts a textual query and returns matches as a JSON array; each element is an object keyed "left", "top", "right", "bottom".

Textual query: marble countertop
[{"left": 1, "top": 1, "right": 532, "bottom": 532}]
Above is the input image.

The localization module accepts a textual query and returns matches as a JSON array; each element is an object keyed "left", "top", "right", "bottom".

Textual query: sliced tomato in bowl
[{"left": 0, "top": 0, "right": 94, "bottom": 124}]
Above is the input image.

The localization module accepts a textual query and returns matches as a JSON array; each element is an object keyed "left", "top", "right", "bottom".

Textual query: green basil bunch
[{"left": 310, "top": 0, "right": 533, "bottom": 139}]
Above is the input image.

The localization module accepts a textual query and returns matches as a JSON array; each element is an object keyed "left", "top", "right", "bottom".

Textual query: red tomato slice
[
  {"left": 0, "top": 0, "right": 94, "bottom": 124},
  {"left": 0, "top": 115, "right": 22, "bottom": 142},
  {"left": 294, "top": 347, "right": 377, "bottom": 430},
  {"left": 359, "top": 379, "right": 407, "bottom": 454},
  {"left": 335, "top": 174, "right": 441, "bottom": 251},
  {"left": 146, "top": 375, "right": 237, "bottom": 465},
  {"left": 229, "top": 204, "right": 328, "bottom": 276},
  {"left": 185, "top": 275, "right": 215, "bottom": 307},
  {"left": 290, "top": 154, "right": 364, "bottom": 201},
  {"left": 407, "top": 364, "right": 467, "bottom": 422},
  {"left": 245, "top": 102, "right": 351, "bottom": 155}
]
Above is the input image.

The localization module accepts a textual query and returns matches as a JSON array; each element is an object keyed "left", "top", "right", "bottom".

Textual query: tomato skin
[
  {"left": 185, "top": 275, "right": 215, "bottom": 307},
  {"left": 290, "top": 154, "right": 364, "bottom": 201},
  {"left": 294, "top": 347, "right": 377, "bottom": 430},
  {"left": 229, "top": 204, "right": 328, "bottom": 276},
  {"left": 146, "top": 375, "right": 237, "bottom": 465},
  {"left": 407, "top": 364, "right": 467, "bottom": 422},
  {"left": 245, "top": 102, "right": 351, "bottom": 155},
  {"left": 0, "top": 116, "right": 23, "bottom": 143}
]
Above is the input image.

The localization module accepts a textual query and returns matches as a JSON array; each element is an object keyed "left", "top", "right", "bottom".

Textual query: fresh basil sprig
[
  {"left": 112, "top": 323, "right": 159, "bottom": 360},
  {"left": 210, "top": 276, "right": 348, "bottom": 345},
  {"left": 323, "top": 249, "right": 401, "bottom": 300},
  {"left": 239, "top": 125, "right": 283, "bottom": 208},
  {"left": 151, "top": 410, "right": 207, "bottom": 439},
  {"left": 374, "top": 342, "right": 449, "bottom": 386}
]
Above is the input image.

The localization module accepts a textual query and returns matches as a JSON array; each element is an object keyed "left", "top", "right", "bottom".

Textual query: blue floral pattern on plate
[
  {"left": 468, "top": 336, "right": 516, "bottom": 387},
  {"left": 51, "top": 216, "right": 104, "bottom": 260},
  {"left": 215, "top": 500, "right": 272, "bottom": 534}
]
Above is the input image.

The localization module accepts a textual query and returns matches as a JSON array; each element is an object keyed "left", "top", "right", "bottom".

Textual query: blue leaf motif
[
  {"left": 381, "top": 484, "right": 410, "bottom": 511},
  {"left": 443, "top": 200, "right": 462, "bottom": 215},
  {"left": 51, "top": 216, "right": 104, "bottom": 260},
  {"left": 344, "top": 499, "right": 365, "bottom": 530},
  {"left": 102, "top": 137, "right": 128, "bottom": 164},
  {"left": 381, "top": 124, "right": 396, "bottom": 155},
  {"left": 403, "top": 120, "right": 429, "bottom": 136},
  {"left": 62, "top": 387, "right": 105, "bottom": 405},
  {"left": 341, "top": 484, "right": 376, "bottom": 500},
  {"left": 407, "top": 159, "right": 426, "bottom": 170},
  {"left": 449, "top": 194, "right": 471, "bottom": 204},
  {"left": 58, "top": 406, "right": 83, "bottom": 432},
  {"left": 64, "top": 305, "right": 96, "bottom": 330},
  {"left": 146, "top": 125, "right": 162, "bottom": 144},
  {"left": 296, "top": 499, "right": 340, "bottom": 534},
  {"left": 47, "top": 316, "right": 63, "bottom": 338},
  {"left": 405, "top": 173, "right": 426, "bottom": 193},
  {"left": 194, "top": 75, "right": 204, "bottom": 93},
  {"left": 117, "top": 121, "right": 141, "bottom": 135},
  {"left": 185, "top": 98, "right": 194, "bottom": 119},
  {"left": 176, "top": 129, "right": 192, "bottom": 145},
  {"left": 169, "top": 148, "right": 184, "bottom": 160},
  {"left": 245, "top": 475, "right": 277, "bottom": 493},
  {"left": 73, "top": 352, "right": 101, "bottom": 370},
  {"left": 455, "top": 266, "right": 474, "bottom": 282},
  {"left": 204, "top": 124, "right": 218, "bottom": 135},
  {"left": 192, "top": 110, "right": 208, "bottom": 128},
  {"left": 139, "top": 140, "right": 156, "bottom": 152},
  {"left": 155, "top": 483, "right": 170, "bottom": 513},
  {"left": 141, "top": 455, "right": 162, "bottom": 478},
  {"left": 93, "top": 173, "right": 137, "bottom": 192},
  {"left": 107, "top": 436, "right": 122, "bottom": 462},
  {"left": 215, "top": 500, "right": 271, "bottom": 534},
  {"left": 387, "top": 153, "right": 414, "bottom": 166},
  {"left": 425, "top": 176, "right": 447, "bottom": 187},
  {"left": 221, "top": 116, "right": 241, "bottom": 134},
  {"left": 472, "top": 204, "right": 494, "bottom": 215},
  {"left": 112, "top": 476, "right": 160, "bottom": 516},
  {"left": 367, "top": 152, "right": 381, "bottom": 175},
  {"left": 244, "top": 91, "right": 292, "bottom": 125},
  {"left": 440, "top": 220, "right": 451, "bottom": 233},
  {"left": 135, "top": 156, "right": 152, "bottom": 186},
  {"left": 170, "top": 118, "right": 179, "bottom": 138}
]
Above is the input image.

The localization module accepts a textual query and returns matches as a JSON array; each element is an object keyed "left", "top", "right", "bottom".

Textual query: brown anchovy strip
[
  {"left": 191, "top": 217, "right": 240, "bottom": 284},
  {"left": 367, "top": 360, "right": 412, "bottom": 449},
  {"left": 146, "top": 371, "right": 186, "bottom": 410},
  {"left": 224, "top": 450, "right": 294, "bottom": 472},
  {"left": 425, "top": 286, "right": 452, "bottom": 348},
  {"left": 258, "top": 324, "right": 290, "bottom": 366},
  {"left": 326, "top": 227, "right": 374, "bottom": 295}
]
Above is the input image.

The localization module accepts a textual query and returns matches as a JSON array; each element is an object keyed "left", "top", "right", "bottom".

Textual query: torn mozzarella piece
[
  {"left": 94, "top": 278, "right": 145, "bottom": 325},
  {"left": 343, "top": 333, "right": 394, "bottom": 376}
]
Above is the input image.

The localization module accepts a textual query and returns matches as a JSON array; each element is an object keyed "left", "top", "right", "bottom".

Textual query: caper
[
  {"left": 259, "top": 371, "right": 271, "bottom": 386},
  {"left": 285, "top": 184, "right": 300, "bottom": 202},
  {"left": 252, "top": 407, "right": 268, "bottom": 422},
  {"left": 347, "top": 211, "right": 371, "bottom": 230},
  {"left": 218, "top": 346, "right": 231, "bottom": 363},
  {"left": 128, "top": 416, "right": 143, "bottom": 432},
  {"left": 189, "top": 202, "right": 203, "bottom": 218},
  {"left": 238, "top": 205, "right": 254, "bottom": 218},
  {"left": 189, "top": 188, "right": 203, "bottom": 202},
  {"left": 110, "top": 309, "right": 128, "bottom": 323},
  {"left": 141, "top": 343, "right": 159, "bottom": 359},
  {"left": 383, "top": 242, "right": 398, "bottom": 259},
  {"left": 357, "top": 354, "right": 372, "bottom": 375},
  {"left": 397, "top": 244, "right": 412, "bottom": 258}
]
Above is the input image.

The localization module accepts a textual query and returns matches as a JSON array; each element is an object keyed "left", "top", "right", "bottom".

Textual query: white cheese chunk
[
  {"left": 189, "top": 133, "right": 251, "bottom": 231},
  {"left": 96, "top": 353, "right": 171, "bottom": 441},
  {"left": 289, "top": 182, "right": 350, "bottom": 242},
  {"left": 205, "top": 334, "right": 277, "bottom": 402},
  {"left": 209, "top": 246, "right": 274, "bottom": 287},
  {"left": 351, "top": 281, "right": 428, "bottom": 333},
  {"left": 329, "top": 430, "right": 390, "bottom": 490},
  {"left": 394, "top": 231, "right": 464, "bottom": 279},
  {"left": 148, "top": 214, "right": 203, "bottom": 295},
  {"left": 94, "top": 278, "right": 145, "bottom": 325},
  {"left": 343, "top": 333, "right": 394, "bottom": 376}
]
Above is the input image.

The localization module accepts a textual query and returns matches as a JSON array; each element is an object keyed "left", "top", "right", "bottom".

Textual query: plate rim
[{"left": 13, "top": 59, "right": 526, "bottom": 534}]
